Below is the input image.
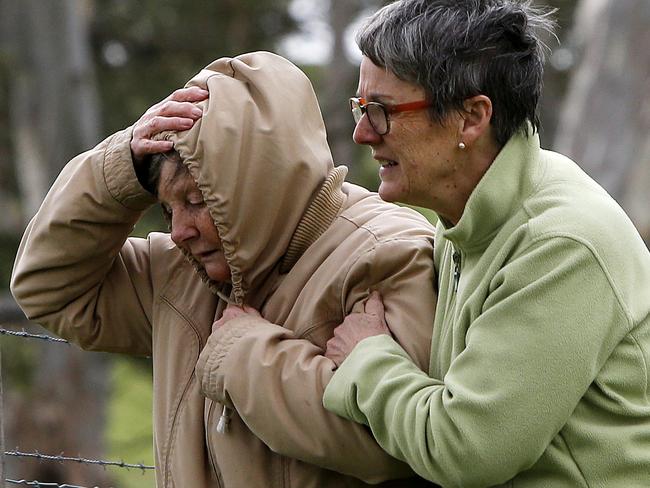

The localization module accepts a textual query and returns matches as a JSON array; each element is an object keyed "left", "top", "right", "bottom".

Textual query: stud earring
[{"left": 458, "top": 142, "right": 466, "bottom": 150}]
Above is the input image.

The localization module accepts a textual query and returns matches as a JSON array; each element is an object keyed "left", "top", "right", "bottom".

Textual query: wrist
[{"left": 104, "top": 128, "right": 157, "bottom": 210}]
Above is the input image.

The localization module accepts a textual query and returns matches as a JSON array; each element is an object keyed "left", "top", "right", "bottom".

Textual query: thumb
[
  {"left": 364, "top": 290, "right": 385, "bottom": 318},
  {"left": 241, "top": 304, "right": 262, "bottom": 317},
  {"left": 223, "top": 303, "right": 245, "bottom": 319}
]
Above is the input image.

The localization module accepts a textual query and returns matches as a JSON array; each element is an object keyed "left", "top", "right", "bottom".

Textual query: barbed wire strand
[
  {"left": 6, "top": 479, "right": 98, "bottom": 488},
  {"left": 0, "top": 329, "right": 69, "bottom": 344},
  {"left": 5, "top": 451, "right": 154, "bottom": 472}
]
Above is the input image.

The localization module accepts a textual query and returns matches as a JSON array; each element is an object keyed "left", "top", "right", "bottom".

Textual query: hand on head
[
  {"left": 325, "top": 291, "right": 391, "bottom": 368},
  {"left": 130, "top": 86, "right": 209, "bottom": 163}
]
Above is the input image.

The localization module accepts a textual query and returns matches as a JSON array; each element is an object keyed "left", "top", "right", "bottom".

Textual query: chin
[
  {"left": 206, "top": 263, "right": 232, "bottom": 283},
  {"left": 207, "top": 271, "right": 232, "bottom": 283},
  {"left": 378, "top": 184, "right": 403, "bottom": 203}
]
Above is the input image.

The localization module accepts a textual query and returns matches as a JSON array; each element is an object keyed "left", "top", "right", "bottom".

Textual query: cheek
[
  {"left": 203, "top": 256, "right": 231, "bottom": 283},
  {"left": 201, "top": 213, "right": 222, "bottom": 245},
  {"left": 203, "top": 220, "right": 221, "bottom": 245}
]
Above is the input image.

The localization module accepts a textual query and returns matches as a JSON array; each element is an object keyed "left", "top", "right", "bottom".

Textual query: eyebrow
[
  {"left": 355, "top": 91, "right": 395, "bottom": 103},
  {"left": 173, "top": 161, "right": 188, "bottom": 179}
]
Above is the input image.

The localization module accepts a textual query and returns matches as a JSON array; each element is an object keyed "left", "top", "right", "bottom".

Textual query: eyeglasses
[{"left": 349, "top": 97, "right": 432, "bottom": 135}]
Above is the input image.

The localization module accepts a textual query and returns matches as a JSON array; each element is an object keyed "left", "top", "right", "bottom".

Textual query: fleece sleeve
[
  {"left": 323, "top": 236, "right": 629, "bottom": 487},
  {"left": 11, "top": 128, "right": 157, "bottom": 355},
  {"left": 195, "top": 237, "right": 436, "bottom": 484}
]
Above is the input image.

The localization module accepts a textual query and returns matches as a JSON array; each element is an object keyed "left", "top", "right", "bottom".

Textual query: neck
[{"left": 442, "top": 138, "right": 502, "bottom": 226}]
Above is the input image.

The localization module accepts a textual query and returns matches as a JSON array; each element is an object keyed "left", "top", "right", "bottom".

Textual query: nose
[
  {"left": 170, "top": 209, "right": 198, "bottom": 246},
  {"left": 352, "top": 113, "right": 382, "bottom": 146}
]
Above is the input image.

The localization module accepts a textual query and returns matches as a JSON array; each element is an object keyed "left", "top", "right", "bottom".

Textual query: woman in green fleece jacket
[{"left": 320, "top": 1, "right": 650, "bottom": 487}]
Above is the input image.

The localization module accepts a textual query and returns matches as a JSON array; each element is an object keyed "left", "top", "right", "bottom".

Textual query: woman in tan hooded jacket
[{"left": 11, "top": 52, "right": 437, "bottom": 487}]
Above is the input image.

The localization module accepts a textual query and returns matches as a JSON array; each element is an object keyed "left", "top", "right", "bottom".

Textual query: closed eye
[
  {"left": 187, "top": 192, "right": 205, "bottom": 207},
  {"left": 187, "top": 199, "right": 205, "bottom": 209}
]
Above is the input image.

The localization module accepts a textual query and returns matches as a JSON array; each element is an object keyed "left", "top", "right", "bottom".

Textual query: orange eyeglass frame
[{"left": 350, "top": 97, "right": 432, "bottom": 135}]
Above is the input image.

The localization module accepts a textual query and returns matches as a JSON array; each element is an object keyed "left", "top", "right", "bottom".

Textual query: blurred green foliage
[
  {"left": 1, "top": 335, "right": 37, "bottom": 392},
  {"left": 106, "top": 356, "right": 155, "bottom": 488},
  {"left": 132, "top": 206, "right": 168, "bottom": 238}
]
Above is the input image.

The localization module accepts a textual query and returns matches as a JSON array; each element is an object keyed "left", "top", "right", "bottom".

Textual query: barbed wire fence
[{"left": 0, "top": 324, "right": 155, "bottom": 488}]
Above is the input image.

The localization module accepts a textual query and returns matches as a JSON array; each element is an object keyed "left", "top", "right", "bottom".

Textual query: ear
[{"left": 458, "top": 95, "right": 492, "bottom": 146}]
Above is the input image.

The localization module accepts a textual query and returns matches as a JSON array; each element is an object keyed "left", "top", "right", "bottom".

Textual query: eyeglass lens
[{"left": 350, "top": 100, "right": 388, "bottom": 135}]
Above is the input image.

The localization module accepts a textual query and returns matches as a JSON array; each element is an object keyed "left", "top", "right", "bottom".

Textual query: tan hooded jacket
[{"left": 11, "top": 52, "right": 437, "bottom": 488}]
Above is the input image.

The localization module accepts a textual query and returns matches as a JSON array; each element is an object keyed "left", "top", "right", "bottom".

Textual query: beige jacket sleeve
[
  {"left": 195, "top": 237, "right": 436, "bottom": 483},
  {"left": 10, "top": 129, "right": 157, "bottom": 356}
]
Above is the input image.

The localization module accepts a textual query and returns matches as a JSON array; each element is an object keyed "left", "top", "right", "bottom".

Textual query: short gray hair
[{"left": 357, "top": 0, "right": 556, "bottom": 146}]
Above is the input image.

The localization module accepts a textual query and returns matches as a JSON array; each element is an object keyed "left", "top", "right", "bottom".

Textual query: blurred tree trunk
[
  {"left": 321, "top": 0, "right": 362, "bottom": 170},
  {"left": 536, "top": 0, "right": 578, "bottom": 146},
  {"left": 0, "top": 1, "right": 111, "bottom": 486},
  {"left": 554, "top": 0, "right": 650, "bottom": 242},
  {"left": 2, "top": 0, "right": 101, "bottom": 222}
]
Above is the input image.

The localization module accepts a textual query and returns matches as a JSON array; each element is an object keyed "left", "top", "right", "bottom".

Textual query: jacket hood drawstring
[{"left": 216, "top": 405, "right": 232, "bottom": 434}]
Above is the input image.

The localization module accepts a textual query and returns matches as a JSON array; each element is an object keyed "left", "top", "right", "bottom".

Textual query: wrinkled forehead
[{"left": 357, "top": 56, "right": 424, "bottom": 102}]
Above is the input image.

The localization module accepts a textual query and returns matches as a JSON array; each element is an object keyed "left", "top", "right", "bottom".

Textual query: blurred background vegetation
[{"left": 0, "top": 0, "right": 648, "bottom": 486}]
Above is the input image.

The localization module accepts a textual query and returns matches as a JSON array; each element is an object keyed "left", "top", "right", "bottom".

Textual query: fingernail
[{"left": 192, "top": 108, "right": 203, "bottom": 117}]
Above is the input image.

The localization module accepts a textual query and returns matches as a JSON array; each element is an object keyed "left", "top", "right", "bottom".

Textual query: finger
[
  {"left": 325, "top": 337, "right": 334, "bottom": 354},
  {"left": 222, "top": 304, "right": 246, "bottom": 321},
  {"left": 212, "top": 317, "right": 226, "bottom": 331},
  {"left": 364, "top": 291, "right": 385, "bottom": 317},
  {"left": 131, "top": 117, "right": 195, "bottom": 159},
  {"left": 131, "top": 93, "right": 204, "bottom": 161},
  {"left": 166, "top": 86, "right": 209, "bottom": 103},
  {"left": 151, "top": 100, "right": 203, "bottom": 119},
  {"left": 324, "top": 337, "right": 339, "bottom": 358},
  {"left": 325, "top": 345, "right": 343, "bottom": 367},
  {"left": 146, "top": 115, "right": 196, "bottom": 133},
  {"left": 132, "top": 140, "right": 174, "bottom": 157},
  {"left": 244, "top": 305, "right": 261, "bottom": 317}
]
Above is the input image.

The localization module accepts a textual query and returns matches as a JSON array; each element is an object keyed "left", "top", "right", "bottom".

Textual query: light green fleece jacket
[{"left": 323, "top": 132, "right": 650, "bottom": 487}]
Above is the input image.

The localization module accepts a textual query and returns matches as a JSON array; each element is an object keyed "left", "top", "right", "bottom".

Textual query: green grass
[{"left": 106, "top": 357, "right": 156, "bottom": 488}]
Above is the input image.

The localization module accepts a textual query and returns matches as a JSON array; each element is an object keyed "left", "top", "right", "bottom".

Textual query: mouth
[
  {"left": 377, "top": 158, "right": 398, "bottom": 168},
  {"left": 194, "top": 249, "right": 219, "bottom": 261}
]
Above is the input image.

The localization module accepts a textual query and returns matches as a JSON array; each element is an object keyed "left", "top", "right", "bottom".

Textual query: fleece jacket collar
[{"left": 442, "top": 131, "right": 543, "bottom": 253}]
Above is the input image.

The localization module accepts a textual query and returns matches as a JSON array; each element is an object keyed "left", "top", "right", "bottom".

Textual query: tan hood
[{"left": 169, "top": 52, "right": 338, "bottom": 305}]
